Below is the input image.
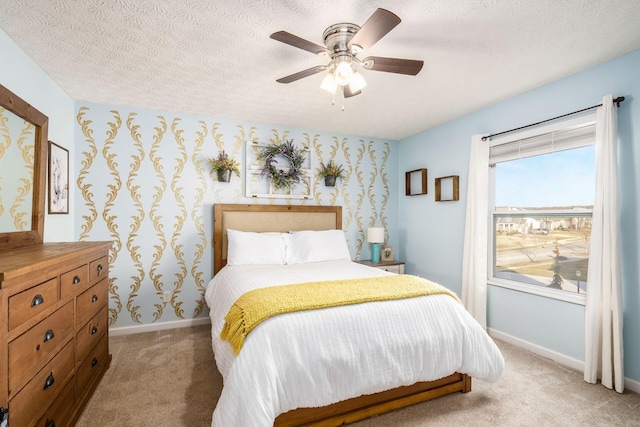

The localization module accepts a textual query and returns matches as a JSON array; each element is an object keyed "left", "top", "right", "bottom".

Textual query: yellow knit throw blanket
[{"left": 220, "top": 274, "right": 461, "bottom": 354}]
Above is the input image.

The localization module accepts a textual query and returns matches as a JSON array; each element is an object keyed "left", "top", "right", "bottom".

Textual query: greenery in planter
[
  {"left": 319, "top": 160, "right": 345, "bottom": 180},
  {"left": 208, "top": 151, "right": 240, "bottom": 179}
]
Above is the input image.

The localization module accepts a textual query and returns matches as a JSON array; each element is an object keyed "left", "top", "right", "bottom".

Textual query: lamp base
[{"left": 371, "top": 242, "right": 381, "bottom": 263}]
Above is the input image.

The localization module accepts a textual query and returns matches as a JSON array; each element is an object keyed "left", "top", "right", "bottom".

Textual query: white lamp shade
[
  {"left": 334, "top": 60, "right": 353, "bottom": 86},
  {"left": 367, "top": 227, "right": 385, "bottom": 243},
  {"left": 320, "top": 73, "right": 338, "bottom": 94},
  {"left": 348, "top": 71, "right": 367, "bottom": 92}
]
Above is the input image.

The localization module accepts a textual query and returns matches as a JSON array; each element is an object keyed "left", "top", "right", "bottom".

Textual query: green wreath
[{"left": 257, "top": 140, "right": 306, "bottom": 190}]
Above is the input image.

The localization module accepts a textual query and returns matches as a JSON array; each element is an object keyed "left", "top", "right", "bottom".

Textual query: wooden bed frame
[{"left": 213, "top": 203, "right": 471, "bottom": 426}]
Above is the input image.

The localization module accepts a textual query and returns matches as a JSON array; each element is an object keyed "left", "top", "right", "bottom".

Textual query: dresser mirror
[{"left": 0, "top": 83, "right": 48, "bottom": 250}]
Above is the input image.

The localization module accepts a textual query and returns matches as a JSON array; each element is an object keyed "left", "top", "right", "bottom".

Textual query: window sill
[{"left": 488, "top": 277, "right": 586, "bottom": 306}]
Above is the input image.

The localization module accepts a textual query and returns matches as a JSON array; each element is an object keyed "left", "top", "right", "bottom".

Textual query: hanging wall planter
[
  {"left": 319, "top": 160, "right": 345, "bottom": 187},
  {"left": 324, "top": 175, "right": 337, "bottom": 187},
  {"left": 208, "top": 150, "right": 240, "bottom": 183},
  {"left": 217, "top": 169, "right": 232, "bottom": 182}
]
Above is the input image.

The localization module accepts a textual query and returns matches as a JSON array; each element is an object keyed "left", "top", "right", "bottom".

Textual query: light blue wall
[{"left": 398, "top": 49, "right": 640, "bottom": 383}]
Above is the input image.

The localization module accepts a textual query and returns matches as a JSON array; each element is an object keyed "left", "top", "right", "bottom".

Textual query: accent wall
[{"left": 73, "top": 102, "right": 399, "bottom": 327}]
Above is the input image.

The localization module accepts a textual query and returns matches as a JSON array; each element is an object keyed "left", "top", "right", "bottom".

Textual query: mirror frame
[{"left": 0, "top": 83, "right": 48, "bottom": 251}]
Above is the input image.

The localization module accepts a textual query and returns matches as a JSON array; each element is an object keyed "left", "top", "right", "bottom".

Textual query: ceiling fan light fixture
[
  {"left": 334, "top": 57, "right": 353, "bottom": 86},
  {"left": 348, "top": 71, "right": 367, "bottom": 92},
  {"left": 320, "top": 73, "right": 338, "bottom": 94},
  {"left": 272, "top": 8, "right": 423, "bottom": 100}
]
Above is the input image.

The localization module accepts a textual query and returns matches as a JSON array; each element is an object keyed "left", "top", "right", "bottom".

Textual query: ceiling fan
[{"left": 271, "top": 8, "right": 424, "bottom": 98}]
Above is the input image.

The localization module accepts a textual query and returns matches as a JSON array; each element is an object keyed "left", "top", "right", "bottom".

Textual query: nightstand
[{"left": 356, "top": 260, "right": 405, "bottom": 274}]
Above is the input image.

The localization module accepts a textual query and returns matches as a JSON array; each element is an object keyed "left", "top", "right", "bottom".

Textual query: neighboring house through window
[{"left": 488, "top": 114, "right": 596, "bottom": 304}]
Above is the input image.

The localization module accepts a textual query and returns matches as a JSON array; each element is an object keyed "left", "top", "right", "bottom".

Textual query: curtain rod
[{"left": 481, "top": 96, "right": 625, "bottom": 141}]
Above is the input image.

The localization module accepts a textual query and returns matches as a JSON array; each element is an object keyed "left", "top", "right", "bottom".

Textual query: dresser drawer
[
  {"left": 378, "top": 264, "right": 403, "bottom": 274},
  {"left": 60, "top": 264, "right": 89, "bottom": 298},
  {"left": 10, "top": 341, "right": 74, "bottom": 427},
  {"left": 76, "top": 279, "right": 108, "bottom": 328},
  {"left": 35, "top": 378, "right": 75, "bottom": 427},
  {"left": 9, "top": 302, "right": 74, "bottom": 396},
  {"left": 89, "top": 255, "right": 109, "bottom": 283},
  {"left": 9, "top": 278, "right": 59, "bottom": 331},
  {"left": 76, "top": 305, "right": 108, "bottom": 363},
  {"left": 76, "top": 335, "right": 109, "bottom": 393}
]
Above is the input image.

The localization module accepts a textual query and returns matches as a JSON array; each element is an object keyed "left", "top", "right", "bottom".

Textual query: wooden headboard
[{"left": 213, "top": 204, "right": 342, "bottom": 274}]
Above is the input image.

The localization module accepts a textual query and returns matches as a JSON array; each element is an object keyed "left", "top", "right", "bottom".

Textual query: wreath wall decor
[{"left": 257, "top": 140, "right": 306, "bottom": 190}]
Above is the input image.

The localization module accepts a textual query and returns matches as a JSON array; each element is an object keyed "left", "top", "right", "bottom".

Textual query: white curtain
[
  {"left": 584, "top": 94, "right": 624, "bottom": 392},
  {"left": 461, "top": 134, "right": 489, "bottom": 329}
]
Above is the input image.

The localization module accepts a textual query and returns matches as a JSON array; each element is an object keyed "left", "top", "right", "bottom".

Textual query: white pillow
[
  {"left": 284, "top": 229, "right": 352, "bottom": 264},
  {"left": 226, "top": 229, "right": 286, "bottom": 265}
]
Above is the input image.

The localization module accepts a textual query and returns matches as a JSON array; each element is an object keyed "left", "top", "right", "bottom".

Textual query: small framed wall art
[
  {"left": 405, "top": 168, "right": 427, "bottom": 196},
  {"left": 48, "top": 141, "right": 69, "bottom": 214},
  {"left": 382, "top": 246, "right": 394, "bottom": 261},
  {"left": 435, "top": 175, "right": 460, "bottom": 202}
]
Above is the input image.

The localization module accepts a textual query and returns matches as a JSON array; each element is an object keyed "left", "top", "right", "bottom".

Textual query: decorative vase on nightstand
[
  {"left": 370, "top": 243, "right": 381, "bottom": 263},
  {"left": 367, "top": 227, "right": 385, "bottom": 263}
]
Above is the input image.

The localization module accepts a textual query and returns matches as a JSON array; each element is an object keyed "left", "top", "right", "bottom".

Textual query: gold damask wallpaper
[{"left": 75, "top": 102, "right": 398, "bottom": 328}]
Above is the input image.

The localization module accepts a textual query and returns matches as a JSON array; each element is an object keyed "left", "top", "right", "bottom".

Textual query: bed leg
[{"left": 462, "top": 374, "right": 472, "bottom": 393}]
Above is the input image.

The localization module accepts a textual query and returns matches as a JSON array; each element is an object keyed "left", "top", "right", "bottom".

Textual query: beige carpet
[{"left": 76, "top": 325, "right": 640, "bottom": 426}]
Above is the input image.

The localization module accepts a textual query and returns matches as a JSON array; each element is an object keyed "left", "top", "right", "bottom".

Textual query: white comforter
[{"left": 205, "top": 260, "right": 504, "bottom": 427}]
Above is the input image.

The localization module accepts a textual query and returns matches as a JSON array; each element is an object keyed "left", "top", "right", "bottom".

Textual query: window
[{"left": 488, "top": 114, "right": 596, "bottom": 303}]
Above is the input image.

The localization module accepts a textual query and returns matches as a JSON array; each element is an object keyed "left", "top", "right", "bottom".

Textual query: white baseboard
[
  {"left": 488, "top": 328, "right": 585, "bottom": 371},
  {"left": 625, "top": 376, "right": 640, "bottom": 394},
  {"left": 109, "top": 317, "right": 211, "bottom": 337},
  {"left": 488, "top": 328, "right": 640, "bottom": 394}
]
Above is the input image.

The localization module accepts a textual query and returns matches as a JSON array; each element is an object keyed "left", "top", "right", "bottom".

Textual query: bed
[{"left": 205, "top": 203, "right": 504, "bottom": 426}]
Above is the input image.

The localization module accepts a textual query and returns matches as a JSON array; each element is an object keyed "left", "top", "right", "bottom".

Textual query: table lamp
[{"left": 367, "top": 227, "right": 385, "bottom": 263}]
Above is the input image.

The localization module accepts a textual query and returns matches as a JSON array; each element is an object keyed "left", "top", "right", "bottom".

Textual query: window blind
[{"left": 489, "top": 122, "right": 595, "bottom": 164}]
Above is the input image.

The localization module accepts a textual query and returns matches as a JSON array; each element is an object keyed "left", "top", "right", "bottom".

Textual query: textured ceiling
[{"left": 1, "top": 0, "right": 639, "bottom": 140}]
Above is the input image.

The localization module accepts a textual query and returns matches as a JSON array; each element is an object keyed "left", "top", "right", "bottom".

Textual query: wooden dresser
[{"left": 0, "top": 241, "right": 112, "bottom": 427}]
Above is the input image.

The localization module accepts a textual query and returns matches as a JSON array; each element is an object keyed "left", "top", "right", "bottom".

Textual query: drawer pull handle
[
  {"left": 73, "top": 275, "right": 81, "bottom": 284},
  {"left": 31, "top": 294, "right": 45, "bottom": 307},
  {"left": 43, "top": 329, "right": 55, "bottom": 343},
  {"left": 97, "top": 264, "right": 103, "bottom": 274},
  {"left": 44, "top": 372, "right": 55, "bottom": 390},
  {"left": 91, "top": 326, "right": 98, "bottom": 335},
  {"left": 91, "top": 294, "right": 98, "bottom": 303},
  {"left": 46, "top": 421, "right": 56, "bottom": 427},
  {"left": 91, "top": 357, "right": 98, "bottom": 367}
]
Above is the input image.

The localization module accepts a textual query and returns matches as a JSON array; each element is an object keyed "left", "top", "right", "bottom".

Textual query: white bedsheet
[{"left": 205, "top": 260, "right": 504, "bottom": 427}]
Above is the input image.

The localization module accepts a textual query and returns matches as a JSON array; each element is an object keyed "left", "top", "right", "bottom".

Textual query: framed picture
[
  {"left": 382, "top": 246, "right": 394, "bottom": 262},
  {"left": 48, "top": 141, "right": 69, "bottom": 214}
]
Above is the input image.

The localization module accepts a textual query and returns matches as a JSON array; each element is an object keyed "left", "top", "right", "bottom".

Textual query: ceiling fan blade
[
  {"left": 276, "top": 66, "right": 327, "bottom": 84},
  {"left": 348, "top": 8, "right": 401, "bottom": 51},
  {"left": 343, "top": 85, "right": 361, "bottom": 98},
  {"left": 271, "top": 31, "right": 329, "bottom": 55},
  {"left": 363, "top": 56, "right": 424, "bottom": 75}
]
